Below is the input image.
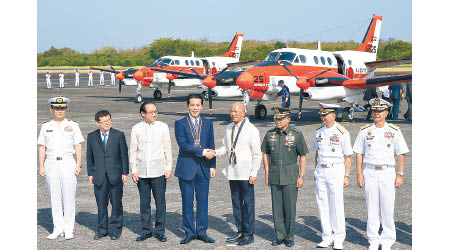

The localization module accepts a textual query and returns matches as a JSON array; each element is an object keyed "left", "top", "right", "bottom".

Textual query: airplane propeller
[
  {"left": 90, "top": 66, "right": 125, "bottom": 95},
  {"left": 278, "top": 61, "right": 305, "bottom": 118}
]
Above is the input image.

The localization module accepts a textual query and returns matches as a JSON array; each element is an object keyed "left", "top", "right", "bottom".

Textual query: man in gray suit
[{"left": 87, "top": 110, "right": 129, "bottom": 240}]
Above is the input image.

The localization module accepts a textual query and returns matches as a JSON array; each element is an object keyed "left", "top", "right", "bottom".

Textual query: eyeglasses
[
  {"left": 145, "top": 111, "right": 158, "bottom": 115},
  {"left": 52, "top": 107, "right": 67, "bottom": 111}
]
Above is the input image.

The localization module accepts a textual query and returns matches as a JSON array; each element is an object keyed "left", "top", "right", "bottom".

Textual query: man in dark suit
[
  {"left": 87, "top": 110, "right": 129, "bottom": 240},
  {"left": 174, "top": 94, "right": 216, "bottom": 244}
]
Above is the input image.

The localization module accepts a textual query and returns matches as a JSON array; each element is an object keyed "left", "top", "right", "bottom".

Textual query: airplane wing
[
  {"left": 90, "top": 67, "right": 120, "bottom": 73},
  {"left": 341, "top": 73, "right": 412, "bottom": 89},
  {"left": 226, "top": 60, "right": 263, "bottom": 68},
  {"left": 151, "top": 68, "right": 208, "bottom": 79},
  {"left": 365, "top": 58, "right": 412, "bottom": 71}
]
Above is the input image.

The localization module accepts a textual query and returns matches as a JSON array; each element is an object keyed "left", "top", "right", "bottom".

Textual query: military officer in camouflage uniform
[{"left": 261, "top": 107, "right": 308, "bottom": 247}]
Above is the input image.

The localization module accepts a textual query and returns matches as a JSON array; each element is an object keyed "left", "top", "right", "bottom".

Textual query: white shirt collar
[
  {"left": 188, "top": 114, "right": 200, "bottom": 123},
  {"left": 100, "top": 129, "right": 110, "bottom": 137}
]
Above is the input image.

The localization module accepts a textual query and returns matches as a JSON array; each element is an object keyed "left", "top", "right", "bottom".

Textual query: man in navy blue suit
[
  {"left": 87, "top": 110, "right": 129, "bottom": 240},
  {"left": 174, "top": 93, "right": 216, "bottom": 244}
]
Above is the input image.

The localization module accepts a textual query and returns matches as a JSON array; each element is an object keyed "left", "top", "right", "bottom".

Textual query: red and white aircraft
[
  {"left": 129, "top": 33, "right": 244, "bottom": 102},
  {"left": 152, "top": 15, "right": 412, "bottom": 121}
]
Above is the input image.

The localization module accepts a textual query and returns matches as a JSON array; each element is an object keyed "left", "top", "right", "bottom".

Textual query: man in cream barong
[{"left": 216, "top": 102, "right": 262, "bottom": 246}]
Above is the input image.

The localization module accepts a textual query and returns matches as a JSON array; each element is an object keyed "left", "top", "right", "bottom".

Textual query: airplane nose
[
  {"left": 236, "top": 71, "right": 254, "bottom": 90},
  {"left": 133, "top": 71, "right": 143, "bottom": 81},
  {"left": 116, "top": 72, "right": 125, "bottom": 81},
  {"left": 203, "top": 75, "right": 216, "bottom": 88}
]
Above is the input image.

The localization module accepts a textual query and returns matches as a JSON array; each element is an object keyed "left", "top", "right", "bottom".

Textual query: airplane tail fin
[
  {"left": 222, "top": 33, "right": 244, "bottom": 60},
  {"left": 355, "top": 15, "right": 383, "bottom": 55}
]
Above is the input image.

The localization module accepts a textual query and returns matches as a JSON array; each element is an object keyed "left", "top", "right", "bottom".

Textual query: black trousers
[
  {"left": 229, "top": 180, "right": 255, "bottom": 236},
  {"left": 137, "top": 175, "right": 167, "bottom": 235},
  {"left": 94, "top": 174, "right": 123, "bottom": 237}
]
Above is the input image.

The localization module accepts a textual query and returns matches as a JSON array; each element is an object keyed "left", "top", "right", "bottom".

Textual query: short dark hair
[
  {"left": 187, "top": 93, "right": 203, "bottom": 105},
  {"left": 95, "top": 110, "right": 111, "bottom": 121},
  {"left": 140, "top": 101, "right": 156, "bottom": 114}
]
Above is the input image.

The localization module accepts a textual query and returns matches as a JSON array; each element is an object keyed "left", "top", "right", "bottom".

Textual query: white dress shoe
[
  {"left": 368, "top": 244, "right": 379, "bottom": 250},
  {"left": 64, "top": 233, "right": 74, "bottom": 240},
  {"left": 333, "top": 241, "right": 344, "bottom": 249},
  {"left": 317, "top": 240, "right": 333, "bottom": 248},
  {"left": 47, "top": 232, "right": 64, "bottom": 240},
  {"left": 381, "top": 245, "right": 391, "bottom": 250}
]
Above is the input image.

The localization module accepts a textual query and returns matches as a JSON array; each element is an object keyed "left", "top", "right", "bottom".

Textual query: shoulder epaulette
[
  {"left": 388, "top": 123, "right": 400, "bottom": 131},
  {"left": 360, "top": 123, "right": 371, "bottom": 130},
  {"left": 290, "top": 127, "right": 300, "bottom": 133},
  {"left": 336, "top": 123, "right": 347, "bottom": 134},
  {"left": 315, "top": 124, "right": 325, "bottom": 130},
  {"left": 42, "top": 120, "right": 50, "bottom": 124}
]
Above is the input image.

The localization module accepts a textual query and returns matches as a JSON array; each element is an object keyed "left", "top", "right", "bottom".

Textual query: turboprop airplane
[
  {"left": 129, "top": 33, "right": 244, "bottom": 103},
  {"left": 152, "top": 15, "right": 412, "bottom": 121},
  {"left": 89, "top": 66, "right": 139, "bottom": 95}
]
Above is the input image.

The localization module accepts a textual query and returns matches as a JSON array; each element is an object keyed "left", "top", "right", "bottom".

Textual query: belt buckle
[
  {"left": 321, "top": 164, "right": 328, "bottom": 168},
  {"left": 278, "top": 160, "right": 283, "bottom": 165},
  {"left": 56, "top": 157, "right": 62, "bottom": 161},
  {"left": 375, "top": 166, "right": 383, "bottom": 170}
]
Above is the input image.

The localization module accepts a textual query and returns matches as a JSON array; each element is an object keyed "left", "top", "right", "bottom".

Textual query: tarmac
[{"left": 37, "top": 73, "right": 412, "bottom": 250}]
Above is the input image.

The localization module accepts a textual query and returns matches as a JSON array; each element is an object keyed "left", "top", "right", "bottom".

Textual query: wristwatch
[
  {"left": 396, "top": 171, "right": 404, "bottom": 177},
  {"left": 344, "top": 174, "right": 350, "bottom": 177},
  {"left": 298, "top": 174, "right": 304, "bottom": 179}
]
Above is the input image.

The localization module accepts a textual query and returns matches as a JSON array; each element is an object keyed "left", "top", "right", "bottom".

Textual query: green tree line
[{"left": 37, "top": 38, "right": 411, "bottom": 67}]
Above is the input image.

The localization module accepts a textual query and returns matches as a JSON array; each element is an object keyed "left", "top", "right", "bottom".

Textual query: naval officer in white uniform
[
  {"left": 38, "top": 97, "right": 84, "bottom": 240},
  {"left": 46, "top": 71, "right": 52, "bottom": 89},
  {"left": 353, "top": 98, "right": 409, "bottom": 250},
  {"left": 99, "top": 71, "right": 105, "bottom": 86},
  {"left": 58, "top": 72, "right": 65, "bottom": 88},
  {"left": 313, "top": 103, "right": 352, "bottom": 250},
  {"left": 74, "top": 69, "right": 80, "bottom": 87},
  {"left": 88, "top": 69, "right": 94, "bottom": 87}
]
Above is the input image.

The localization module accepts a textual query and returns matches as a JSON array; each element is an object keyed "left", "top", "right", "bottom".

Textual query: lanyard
[
  {"left": 229, "top": 119, "right": 246, "bottom": 165},
  {"left": 186, "top": 116, "right": 202, "bottom": 147}
]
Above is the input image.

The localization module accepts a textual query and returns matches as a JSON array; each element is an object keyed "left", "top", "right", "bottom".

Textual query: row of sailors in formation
[
  {"left": 45, "top": 70, "right": 114, "bottom": 88},
  {"left": 39, "top": 95, "right": 407, "bottom": 250}
]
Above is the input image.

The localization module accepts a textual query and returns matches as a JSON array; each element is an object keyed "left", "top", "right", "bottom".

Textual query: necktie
[
  {"left": 102, "top": 133, "right": 107, "bottom": 149},
  {"left": 194, "top": 119, "right": 199, "bottom": 134}
]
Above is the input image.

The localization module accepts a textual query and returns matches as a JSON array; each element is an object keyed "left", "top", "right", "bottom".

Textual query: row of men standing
[
  {"left": 45, "top": 70, "right": 115, "bottom": 89},
  {"left": 38, "top": 95, "right": 408, "bottom": 250}
]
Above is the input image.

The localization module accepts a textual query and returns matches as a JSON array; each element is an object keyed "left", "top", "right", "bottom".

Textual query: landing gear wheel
[
  {"left": 255, "top": 105, "right": 267, "bottom": 120},
  {"left": 135, "top": 94, "right": 143, "bottom": 103},
  {"left": 201, "top": 91, "right": 209, "bottom": 101},
  {"left": 153, "top": 89, "right": 162, "bottom": 100},
  {"left": 341, "top": 107, "right": 354, "bottom": 123}
]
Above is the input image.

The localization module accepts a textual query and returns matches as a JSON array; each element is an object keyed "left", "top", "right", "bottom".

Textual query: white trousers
[
  {"left": 44, "top": 157, "right": 77, "bottom": 234},
  {"left": 314, "top": 163, "right": 346, "bottom": 244},
  {"left": 363, "top": 165, "right": 396, "bottom": 248},
  {"left": 75, "top": 77, "right": 80, "bottom": 87},
  {"left": 111, "top": 77, "right": 115, "bottom": 86},
  {"left": 99, "top": 76, "right": 104, "bottom": 85},
  {"left": 88, "top": 76, "right": 93, "bottom": 86},
  {"left": 59, "top": 79, "right": 64, "bottom": 88},
  {"left": 46, "top": 79, "right": 51, "bottom": 88}
]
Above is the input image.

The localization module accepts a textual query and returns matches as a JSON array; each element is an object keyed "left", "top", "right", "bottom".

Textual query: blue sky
[{"left": 37, "top": 0, "right": 412, "bottom": 53}]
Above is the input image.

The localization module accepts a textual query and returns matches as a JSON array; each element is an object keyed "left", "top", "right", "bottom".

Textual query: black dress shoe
[
  {"left": 110, "top": 235, "right": 120, "bottom": 240},
  {"left": 226, "top": 232, "right": 243, "bottom": 243},
  {"left": 155, "top": 233, "right": 167, "bottom": 242},
  {"left": 197, "top": 234, "right": 215, "bottom": 243},
  {"left": 271, "top": 239, "right": 284, "bottom": 246},
  {"left": 237, "top": 235, "right": 254, "bottom": 246},
  {"left": 180, "top": 235, "right": 195, "bottom": 244},
  {"left": 94, "top": 233, "right": 107, "bottom": 240},
  {"left": 285, "top": 239, "right": 295, "bottom": 247},
  {"left": 136, "top": 233, "right": 152, "bottom": 241}
]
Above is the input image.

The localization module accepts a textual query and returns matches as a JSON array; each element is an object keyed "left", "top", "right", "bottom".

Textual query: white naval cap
[
  {"left": 48, "top": 96, "right": 70, "bottom": 107},
  {"left": 318, "top": 103, "right": 340, "bottom": 115},
  {"left": 369, "top": 98, "right": 392, "bottom": 111}
]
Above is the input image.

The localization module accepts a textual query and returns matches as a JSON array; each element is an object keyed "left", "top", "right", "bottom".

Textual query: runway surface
[{"left": 37, "top": 73, "right": 412, "bottom": 249}]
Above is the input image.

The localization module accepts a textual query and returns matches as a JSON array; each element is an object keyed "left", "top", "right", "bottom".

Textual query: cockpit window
[
  {"left": 264, "top": 52, "right": 279, "bottom": 61},
  {"left": 277, "top": 52, "right": 296, "bottom": 62},
  {"left": 174, "top": 60, "right": 180, "bottom": 65},
  {"left": 294, "top": 56, "right": 299, "bottom": 64},
  {"left": 160, "top": 58, "right": 172, "bottom": 65},
  {"left": 299, "top": 55, "right": 306, "bottom": 63}
]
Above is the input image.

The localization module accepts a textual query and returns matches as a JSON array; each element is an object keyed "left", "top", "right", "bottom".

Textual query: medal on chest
[
  {"left": 285, "top": 132, "right": 295, "bottom": 149},
  {"left": 64, "top": 126, "right": 73, "bottom": 132},
  {"left": 366, "top": 130, "right": 374, "bottom": 140}
]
